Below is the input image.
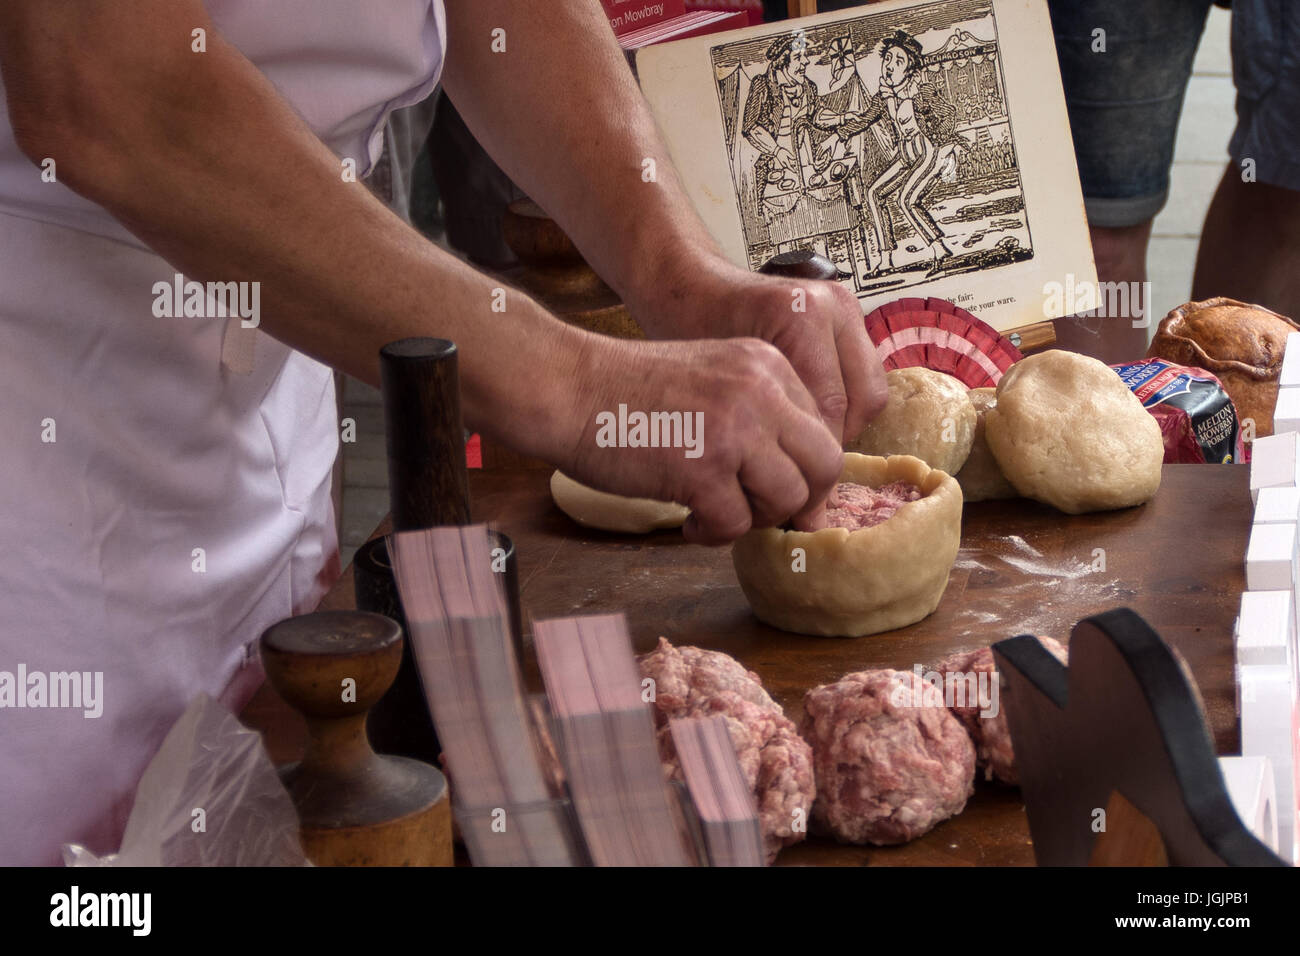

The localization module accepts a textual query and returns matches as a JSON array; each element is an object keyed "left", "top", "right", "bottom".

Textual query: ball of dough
[
  {"left": 800, "top": 669, "right": 975, "bottom": 845},
  {"left": 985, "top": 351, "right": 1163, "bottom": 514},
  {"left": 549, "top": 471, "right": 688, "bottom": 533},
  {"left": 731, "top": 454, "right": 962, "bottom": 637},
  {"left": 845, "top": 367, "right": 976, "bottom": 475},
  {"left": 955, "top": 387, "right": 1018, "bottom": 502}
]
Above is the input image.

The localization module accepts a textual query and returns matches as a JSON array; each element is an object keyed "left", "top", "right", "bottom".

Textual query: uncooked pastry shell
[
  {"left": 985, "top": 350, "right": 1163, "bottom": 514},
  {"left": 550, "top": 471, "right": 688, "bottom": 533},
  {"left": 731, "top": 454, "right": 962, "bottom": 637},
  {"left": 845, "top": 367, "right": 976, "bottom": 475}
]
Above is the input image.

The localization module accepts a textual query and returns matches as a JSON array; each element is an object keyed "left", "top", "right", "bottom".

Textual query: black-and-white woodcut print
[{"left": 711, "top": 0, "right": 1029, "bottom": 297}]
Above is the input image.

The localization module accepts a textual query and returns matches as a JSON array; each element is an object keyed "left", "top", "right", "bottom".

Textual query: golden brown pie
[{"left": 1146, "top": 297, "right": 1299, "bottom": 437}]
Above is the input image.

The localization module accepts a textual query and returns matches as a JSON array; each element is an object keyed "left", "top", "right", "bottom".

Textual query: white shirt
[{"left": 0, "top": 0, "right": 445, "bottom": 865}]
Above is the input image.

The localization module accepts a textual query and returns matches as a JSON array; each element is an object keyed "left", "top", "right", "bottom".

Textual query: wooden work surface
[{"left": 243, "top": 463, "right": 1250, "bottom": 867}]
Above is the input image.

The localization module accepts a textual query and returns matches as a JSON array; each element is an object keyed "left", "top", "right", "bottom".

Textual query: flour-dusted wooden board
[
  {"left": 481, "top": 464, "right": 1247, "bottom": 866},
  {"left": 246, "top": 465, "right": 1250, "bottom": 866},
  {"left": 635, "top": 0, "right": 1096, "bottom": 332}
]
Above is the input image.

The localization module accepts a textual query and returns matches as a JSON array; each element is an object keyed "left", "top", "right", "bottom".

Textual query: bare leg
[
  {"left": 1091, "top": 221, "right": 1152, "bottom": 286},
  {"left": 1192, "top": 165, "right": 1300, "bottom": 320},
  {"left": 1051, "top": 221, "right": 1153, "bottom": 363}
]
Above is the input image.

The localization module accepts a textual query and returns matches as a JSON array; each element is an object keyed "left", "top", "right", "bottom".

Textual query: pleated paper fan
[{"left": 865, "top": 298, "right": 1023, "bottom": 388}]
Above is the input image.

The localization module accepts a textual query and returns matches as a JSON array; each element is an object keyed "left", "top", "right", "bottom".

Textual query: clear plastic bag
[{"left": 63, "top": 693, "right": 309, "bottom": 866}]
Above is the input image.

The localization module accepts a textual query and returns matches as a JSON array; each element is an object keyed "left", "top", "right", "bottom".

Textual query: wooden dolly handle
[{"left": 379, "top": 337, "right": 471, "bottom": 530}]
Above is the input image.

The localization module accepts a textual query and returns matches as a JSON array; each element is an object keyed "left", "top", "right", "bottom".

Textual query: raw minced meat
[
  {"left": 638, "top": 638, "right": 814, "bottom": 862},
  {"left": 654, "top": 693, "right": 815, "bottom": 863},
  {"left": 825, "top": 480, "right": 922, "bottom": 530},
  {"left": 800, "top": 668, "right": 975, "bottom": 845},
  {"left": 935, "top": 637, "right": 1068, "bottom": 785},
  {"left": 636, "top": 637, "right": 779, "bottom": 714}
]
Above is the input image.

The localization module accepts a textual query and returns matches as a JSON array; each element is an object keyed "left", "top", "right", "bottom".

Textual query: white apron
[{"left": 0, "top": 1, "right": 445, "bottom": 865}]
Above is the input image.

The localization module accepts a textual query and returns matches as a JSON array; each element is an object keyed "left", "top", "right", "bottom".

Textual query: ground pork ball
[
  {"left": 638, "top": 639, "right": 815, "bottom": 862},
  {"left": 824, "top": 480, "right": 922, "bottom": 530},
  {"left": 934, "top": 636, "right": 1068, "bottom": 785},
  {"left": 637, "top": 636, "right": 778, "bottom": 714},
  {"left": 800, "top": 669, "right": 975, "bottom": 845},
  {"left": 655, "top": 693, "right": 815, "bottom": 863}
]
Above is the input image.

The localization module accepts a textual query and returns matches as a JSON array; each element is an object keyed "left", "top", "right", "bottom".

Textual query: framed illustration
[{"left": 637, "top": 0, "right": 1096, "bottom": 332}]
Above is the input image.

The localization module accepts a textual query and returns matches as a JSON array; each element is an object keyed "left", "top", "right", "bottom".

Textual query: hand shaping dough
[
  {"left": 985, "top": 350, "right": 1163, "bottom": 514},
  {"left": 550, "top": 471, "right": 688, "bottom": 533},
  {"left": 731, "top": 454, "right": 962, "bottom": 637},
  {"left": 845, "top": 367, "right": 975, "bottom": 475},
  {"left": 955, "top": 388, "right": 1018, "bottom": 502}
]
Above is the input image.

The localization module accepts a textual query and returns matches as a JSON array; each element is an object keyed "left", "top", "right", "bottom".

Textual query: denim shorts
[
  {"left": 1047, "top": 0, "right": 1215, "bottom": 227},
  {"left": 1229, "top": 0, "right": 1300, "bottom": 191}
]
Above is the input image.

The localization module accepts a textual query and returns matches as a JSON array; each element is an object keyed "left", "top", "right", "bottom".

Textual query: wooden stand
[
  {"left": 366, "top": 338, "right": 476, "bottom": 758},
  {"left": 379, "top": 338, "right": 471, "bottom": 530},
  {"left": 261, "top": 611, "right": 452, "bottom": 866},
  {"left": 994, "top": 608, "right": 1286, "bottom": 866}
]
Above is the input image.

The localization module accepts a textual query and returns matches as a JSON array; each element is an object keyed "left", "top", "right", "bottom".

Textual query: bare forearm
[
  {"left": 440, "top": 0, "right": 723, "bottom": 325},
  {"left": 0, "top": 2, "right": 593, "bottom": 463},
  {"left": 0, "top": 2, "right": 885, "bottom": 535}
]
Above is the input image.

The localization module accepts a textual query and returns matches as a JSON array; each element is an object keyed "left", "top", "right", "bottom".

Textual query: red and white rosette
[{"left": 864, "top": 297, "right": 1022, "bottom": 388}]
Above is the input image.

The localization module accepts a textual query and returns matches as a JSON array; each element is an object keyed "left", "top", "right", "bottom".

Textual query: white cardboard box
[
  {"left": 1275, "top": 387, "right": 1300, "bottom": 436},
  {"left": 1245, "top": 522, "right": 1298, "bottom": 592},
  {"left": 1251, "top": 432, "right": 1300, "bottom": 504},
  {"left": 1281, "top": 332, "right": 1300, "bottom": 389},
  {"left": 1239, "top": 663, "right": 1298, "bottom": 863},
  {"left": 1236, "top": 590, "right": 1294, "bottom": 669},
  {"left": 1254, "top": 486, "right": 1300, "bottom": 525},
  {"left": 1218, "top": 755, "right": 1280, "bottom": 854}
]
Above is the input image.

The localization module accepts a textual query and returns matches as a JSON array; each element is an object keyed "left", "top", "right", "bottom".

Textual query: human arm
[
  {"left": 0, "top": 0, "right": 841, "bottom": 541},
  {"left": 440, "top": 0, "right": 887, "bottom": 443}
]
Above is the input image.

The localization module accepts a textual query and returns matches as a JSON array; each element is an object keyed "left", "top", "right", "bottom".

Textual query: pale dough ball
[
  {"left": 549, "top": 471, "right": 689, "bottom": 533},
  {"left": 955, "top": 387, "right": 1018, "bottom": 502},
  {"left": 845, "top": 367, "right": 975, "bottom": 475},
  {"left": 985, "top": 350, "right": 1163, "bottom": 514}
]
